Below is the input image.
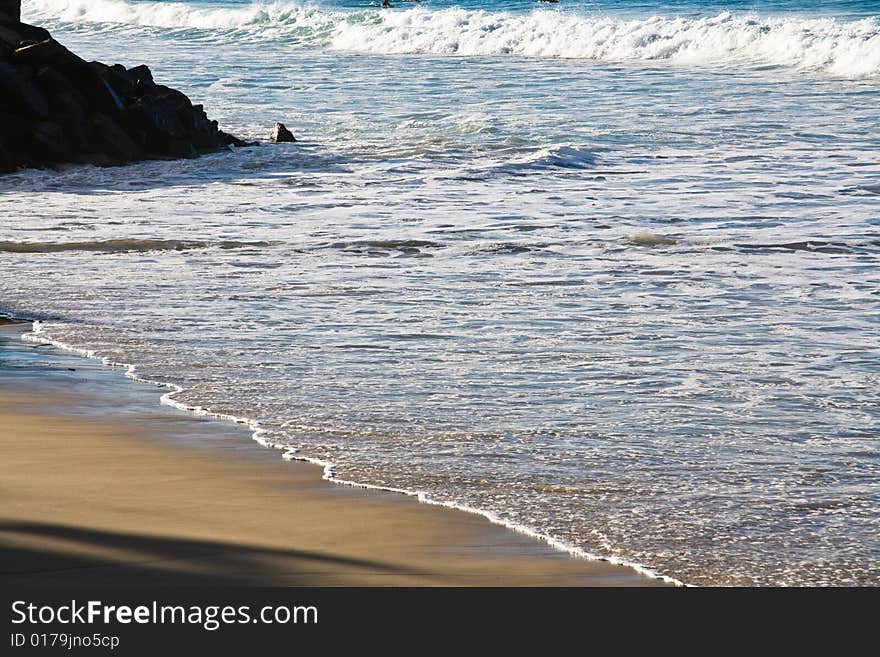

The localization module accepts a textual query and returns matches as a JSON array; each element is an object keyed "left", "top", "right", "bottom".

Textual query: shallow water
[{"left": 1, "top": 0, "right": 879, "bottom": 585}]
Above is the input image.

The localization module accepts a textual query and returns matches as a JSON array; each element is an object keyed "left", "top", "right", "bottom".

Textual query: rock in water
[
  {"left": 0, "top": 17, "right": 248, "bottom": 174},
  {"left": 270, "top": 122, "right": 296, "bottom": 143},
  {"left": 626, "top": 232, "right": 678, "bottom": 246}
]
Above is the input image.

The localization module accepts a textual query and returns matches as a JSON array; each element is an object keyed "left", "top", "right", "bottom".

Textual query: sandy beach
[{"left": 0, "top": 322, "right": 662, "bottom": 587}]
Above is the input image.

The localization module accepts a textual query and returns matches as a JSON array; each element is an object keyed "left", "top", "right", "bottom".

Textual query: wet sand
[{"left": 0, "top": 322, "right": 665, "bottom": 586}]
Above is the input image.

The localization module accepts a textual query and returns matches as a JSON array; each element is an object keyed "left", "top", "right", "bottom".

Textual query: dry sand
[{"left": 0, "top": 323, "right": 664, "bottom": 586}]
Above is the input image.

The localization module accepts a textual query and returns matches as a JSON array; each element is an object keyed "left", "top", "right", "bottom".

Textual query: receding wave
[
  {"left": 736, "top": 240, "right": 854, "bottom": 254},
  {"left": 493, "top": 145, "right": 599, "bottom": 174},
  {"left": 0, "top": 239, "right": 272, "bottom": 253},
  {"left": 27, "top": 1, "right": 880, "bottom": 77}
]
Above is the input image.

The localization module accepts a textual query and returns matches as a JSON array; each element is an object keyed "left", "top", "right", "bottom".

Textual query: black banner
[{"left": 2, "top": 587, "right": 872, "bottom": 654}]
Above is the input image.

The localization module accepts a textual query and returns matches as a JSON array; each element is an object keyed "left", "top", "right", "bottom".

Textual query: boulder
[
  {"left": 0, "top": 20, "right": 248, "bottom": 172},
  {"left": 126, "top": 94, "right": 187, "bottom": 149},
  {"left": 270, "top": 122, "right": 296, "bottom": 143},
  {"left": 11, "top": 39, "right": 86, "bottom": 70},
  {"left": 220, "top": 131, "right": 247, "bottom": 147},
  {"left": 35, "top": 65, "right": 88, "bottom": 110},
  {"left": 0, "top": 2, "right": 21, "bottom": 24},
  {"left": 154, "top": 84, "right": 192, "bottom": 111},
  {"left": 0, "top": 110, "right": 33, "bottom": 135},
  {"left": 0, "top": 142, "right": 14, "bottom": 172},
  {"left": 0, "top": 20, "right": 50, "bottom": 49},
  {"left": 127, "top": 64, "right": 154, "bottom": 87},
  {"left": 31, "top": 120, "right": 70, "bottom": 161},
  {"left": 91, "top": 62, "right": 133, "bottom": 107},
  {"left": 92, "top": 112, "right": 143, "bottom": 162},
  {"left": 0, "top": 62, "right": 49, "bottom": 117},
  {"left": 0, "top": 111, "right": 33, "bottom": 152}
]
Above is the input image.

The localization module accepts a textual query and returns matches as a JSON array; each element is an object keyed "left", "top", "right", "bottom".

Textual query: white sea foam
[
  {"left": 27, "top": 0, "right": 290, "bottom": 31},
  {"left": 20, "top": 320, "right": 684, "bottom": 587},
  {"left": 26, "top": 0, "right": 880, "bottom": 77},
  {"left": 330, "top": 8, "right": 880, "bottom": 78}
]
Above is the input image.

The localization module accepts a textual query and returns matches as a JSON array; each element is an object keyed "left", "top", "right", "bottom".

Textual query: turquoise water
[{"left": 1, "top": 0, "right": 878, "bottom": 585}]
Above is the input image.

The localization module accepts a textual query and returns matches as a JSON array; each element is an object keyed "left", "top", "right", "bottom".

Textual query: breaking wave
[{"left": 27, "top": 0, "right": 880, "bottom": 77}]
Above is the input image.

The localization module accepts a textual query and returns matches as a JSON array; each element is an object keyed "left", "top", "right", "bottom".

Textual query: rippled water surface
[{"left": 1, "top": 0, "right": 879, "bottom": 585}]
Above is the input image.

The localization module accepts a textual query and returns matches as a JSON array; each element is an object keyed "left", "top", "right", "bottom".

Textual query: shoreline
[{"left": 0, "top": 320, "right": 668, "bottom": 586}]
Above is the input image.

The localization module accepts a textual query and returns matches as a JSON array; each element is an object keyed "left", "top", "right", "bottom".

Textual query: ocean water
[{"left": 1, "top": 0, "right": 879, "bottom": 585}]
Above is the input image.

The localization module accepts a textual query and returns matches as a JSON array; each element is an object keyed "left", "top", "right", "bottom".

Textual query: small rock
[{"left": 270, "top": 122, "right": 296, "bottom": 143}]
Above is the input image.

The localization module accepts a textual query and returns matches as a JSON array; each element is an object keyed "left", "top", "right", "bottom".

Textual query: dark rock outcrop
[
  {"left": 0, "top": 18, "right": 247, "bottom": 174},
  {"left": 0, "top": 1, "right": 20, "bottom": 24},
  {"left": 270, "top": 122, "right": 296, "bottom": 143}
]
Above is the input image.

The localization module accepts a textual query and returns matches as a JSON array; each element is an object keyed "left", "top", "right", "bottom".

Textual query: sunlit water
[{"left": 1, "top": 0, "right": 879, "bottom": 585}]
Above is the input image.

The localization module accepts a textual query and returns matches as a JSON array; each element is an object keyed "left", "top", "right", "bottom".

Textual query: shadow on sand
[{"left": 0, "top": 521, "right": 433, "bottom": 586}]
